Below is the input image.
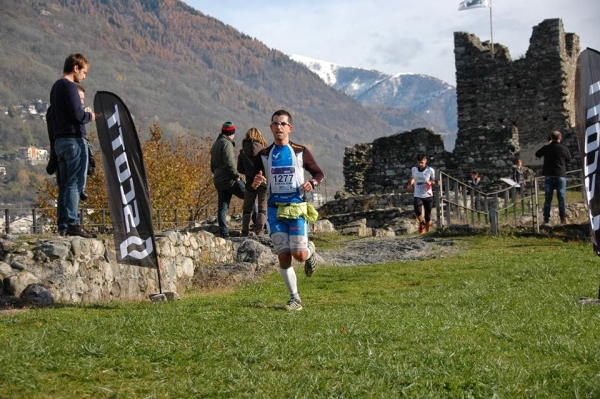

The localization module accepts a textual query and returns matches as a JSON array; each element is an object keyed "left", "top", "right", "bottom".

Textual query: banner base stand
[
  {"left": 164, "top": 291, "right": 180, "bottom": 301},
  {"left": 577, "top": 297, "right": 600, "bottom": 305},
  {"left": 149, "top": 292, "right": 180, "bottom": 302},
  {"left": 149, "top": 293, "right": 166, "bottom": 302}
]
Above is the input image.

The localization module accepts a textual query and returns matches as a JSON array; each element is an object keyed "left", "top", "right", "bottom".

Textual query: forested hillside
[{"left": 0, "top": 0, "right": 397, "bottom": 191}]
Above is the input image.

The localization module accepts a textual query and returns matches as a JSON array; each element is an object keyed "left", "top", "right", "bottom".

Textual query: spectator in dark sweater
[{"left": 49, "top": 54, "right": 96, "bottom": 238}]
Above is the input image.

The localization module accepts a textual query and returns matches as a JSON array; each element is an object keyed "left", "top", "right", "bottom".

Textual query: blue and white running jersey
[{"left": 266, "top": 144, "right": 304, "bottom": 206}]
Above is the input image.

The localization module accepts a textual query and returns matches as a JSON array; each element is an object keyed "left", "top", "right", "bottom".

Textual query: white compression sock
[{"left": 279, "top": 267, "right": 300, "bottom": 300}]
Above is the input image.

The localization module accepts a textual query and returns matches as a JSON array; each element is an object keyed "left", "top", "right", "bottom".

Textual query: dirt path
[{"left": 319, "top": 236, "right": 460, "bottom": 266}]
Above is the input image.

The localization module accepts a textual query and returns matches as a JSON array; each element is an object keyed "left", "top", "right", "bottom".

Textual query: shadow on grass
[{"left": 1, "top": 298, "right": 128, "bottom": 313}]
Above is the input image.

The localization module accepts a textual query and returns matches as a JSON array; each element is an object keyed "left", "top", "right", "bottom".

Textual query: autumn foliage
[{"left": 142, "top": 123, "right": 217, "bottom": 221}]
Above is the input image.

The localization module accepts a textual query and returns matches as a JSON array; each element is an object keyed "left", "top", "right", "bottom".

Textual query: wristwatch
[{"left": 309, "top": 180, "right": 318, "bottom": 189}]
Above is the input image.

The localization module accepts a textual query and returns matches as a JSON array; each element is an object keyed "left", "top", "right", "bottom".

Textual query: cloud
[
  {"left": 369, "top": 37, "right": 423, "bottom": 69},
  {"left": 184, "top": 0, "right": 600, "bottom": 85}
]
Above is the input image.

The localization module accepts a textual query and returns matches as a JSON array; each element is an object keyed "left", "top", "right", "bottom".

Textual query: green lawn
[{"left": 1, "top": 234, "right": 600, "bottom": 398}]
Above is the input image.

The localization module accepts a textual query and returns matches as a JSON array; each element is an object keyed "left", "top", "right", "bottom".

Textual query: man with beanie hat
[{"left": 211, "top": 121, "right": 245, "bottom": 238}]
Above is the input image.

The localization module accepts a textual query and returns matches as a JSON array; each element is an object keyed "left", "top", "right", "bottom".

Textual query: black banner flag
[
  {"left": 575, "top": 48, "right": 600, "bottom": 256},
  {"left": 94, "top": 91, "right": 158, "bottom": 269}
]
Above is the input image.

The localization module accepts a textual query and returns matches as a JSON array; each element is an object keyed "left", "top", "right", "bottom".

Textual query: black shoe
[
  {"left": 66, "top": 225, "right": 94, "bottom": 238},
  {"left": 304, "top": 241, "right": 317, "bottom": 277},
  {"left": 80, "top": 191, "right": 89, "bottom": 201},
  {"left": 84, "top": 228, "right": 98, "bottom": 238},
  {"left": 58, "top": 230, "right": 66, "bottom": 236}
]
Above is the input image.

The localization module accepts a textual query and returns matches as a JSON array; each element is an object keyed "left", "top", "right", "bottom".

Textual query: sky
[{"left": 182, "top": 0, "right": 599, "bottom": 85}]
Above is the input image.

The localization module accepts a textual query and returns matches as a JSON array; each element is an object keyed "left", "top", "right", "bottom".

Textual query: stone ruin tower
[
  {"left": 341, "top": 18, "right": 580, "bottom": 195},
  {"left": 453, "top": 18, "right": 580, "bottom": 173}
]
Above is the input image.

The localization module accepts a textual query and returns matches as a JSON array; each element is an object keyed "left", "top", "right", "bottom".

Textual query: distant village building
[
  {"left": 2, "top": 99, "right": 50, "bottom": 121},
  {"left": 19, "top": 146, "right": 49, "bottom": 164},
  {"left": 18, "top": 99, "right": 49, "bottom": 115}
]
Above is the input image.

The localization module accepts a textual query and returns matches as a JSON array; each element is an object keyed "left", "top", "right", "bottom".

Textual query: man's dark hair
[
  {"left": 417, "top": 153, "right": 427, "bottom": 162},
  {"left": 63, "top": 53, "right": 89, "bottom": 74},
  {"left": 271, "top": 109, "right": 292, "bottom": 124}
]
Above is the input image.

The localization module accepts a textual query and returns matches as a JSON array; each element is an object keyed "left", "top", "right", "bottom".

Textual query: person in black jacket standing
[{"left": 535, "top": 130, "right": 571, "bottom": 225}]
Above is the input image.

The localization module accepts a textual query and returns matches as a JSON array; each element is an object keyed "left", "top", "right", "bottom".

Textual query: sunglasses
[{"left": 270, "top": 121, "right": 292, "bottom": 127}]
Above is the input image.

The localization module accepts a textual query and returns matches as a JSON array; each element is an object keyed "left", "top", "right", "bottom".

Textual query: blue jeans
[
  {"left": 217, "top": 180, "right": 245, "bottom": 237},
  {"left": 55, "top": 137, "right": 88, "bottom": 231},
  {"left": 543, "top": 176, "right": 567, "bottom": 222}
]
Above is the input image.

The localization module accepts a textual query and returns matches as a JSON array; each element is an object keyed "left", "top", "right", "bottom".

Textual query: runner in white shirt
[{"left": 407, "top": 154, "right": 436, "bottom": 234}]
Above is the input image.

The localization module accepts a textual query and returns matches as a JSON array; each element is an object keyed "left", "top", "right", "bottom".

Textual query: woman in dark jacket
[{"left": 237, "top": 127, "right": 268, "bottom": 235}]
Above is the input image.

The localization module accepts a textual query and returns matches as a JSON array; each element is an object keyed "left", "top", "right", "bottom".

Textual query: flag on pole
[{"left": 458, "top": 0, "right": 490, "bottom": 11}]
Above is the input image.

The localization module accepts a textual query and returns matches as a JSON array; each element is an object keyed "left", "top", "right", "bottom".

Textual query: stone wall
[
  {"left": 319, "top": 193, "right": 410, "bottom": 216},
  {"left": 0, "top": 231, "right": 278, "bottom": 305},
  {"left": 344, "top": 128, "right": 447, "bottom": 194},
  {"left": 343, "top": 143, "right": 372, "bottom": 195},
  {"left": 454, "top": 18, "right": 580, "bottom": 168},
  {"left": 343, "top": 18, "right": 581, "bottom": 195},
  {"left": 317, "top": 193, "right": 422, "bottom": 236},
  {"left": 450, "top": 124, "right": 520, "bottom": 182}
]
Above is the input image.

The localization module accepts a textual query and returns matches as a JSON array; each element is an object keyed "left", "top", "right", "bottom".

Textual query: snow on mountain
[
  {"left": 290, "top": 54, "right": 458, "bottom": 140},
  {"left": 290, "top": 54, "right": 341, "bottom": 86}
]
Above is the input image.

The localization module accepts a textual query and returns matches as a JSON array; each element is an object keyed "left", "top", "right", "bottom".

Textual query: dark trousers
[
  {"left": 217, "top": 180, "right": 245, "bottom": 237},
  {"left": 543, "top": 176, "right": 567, "bottom": 222},
  {"left": 242, "top": 185, "right": 268, "bottom": 234}
]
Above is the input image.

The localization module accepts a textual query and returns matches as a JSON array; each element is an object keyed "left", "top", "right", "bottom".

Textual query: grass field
[{"left": 1, "top": 234, "right": 600, "bottom": 398}]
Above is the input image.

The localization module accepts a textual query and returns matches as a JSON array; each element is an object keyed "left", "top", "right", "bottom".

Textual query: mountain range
[
  {"left": 291, "top": 55, "right": 458, "bottom": 149},
  {"left": 0, "top": 0, "right": 458, "bottom": 192}
]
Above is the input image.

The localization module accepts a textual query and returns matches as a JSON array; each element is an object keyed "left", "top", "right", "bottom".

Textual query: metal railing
[
  {"left": 1, "top": 207, "right": 225, "bottom": 235},
  {"left": 2, "top": 175, "right": 583, "bottom": 236},
  {"left": 436, "top": 169, "right": 584, "bottom": 234}
]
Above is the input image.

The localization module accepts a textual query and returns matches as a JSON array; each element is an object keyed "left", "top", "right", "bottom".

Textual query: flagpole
[{"left": 489, "top": 0, "right": 494, "bottom": 58}]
